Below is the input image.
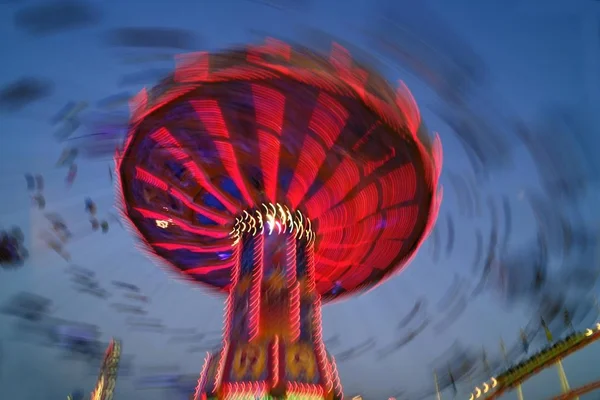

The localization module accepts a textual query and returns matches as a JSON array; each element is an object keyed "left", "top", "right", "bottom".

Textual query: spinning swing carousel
[{"left": 114, "top": 38, "right": 442, "bottom": 399}]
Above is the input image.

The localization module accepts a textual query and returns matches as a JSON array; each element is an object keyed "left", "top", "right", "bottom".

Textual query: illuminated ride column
[
  {"left": 89, "top": 339, "right": 121, "bottom": 400},
  {"left": 195, "top": 204, "right": 342, "bottom": 400}
]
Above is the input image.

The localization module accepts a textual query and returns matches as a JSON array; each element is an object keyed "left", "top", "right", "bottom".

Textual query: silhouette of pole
[
  {"left": 500, "top": 338, "right": 525, "bottom": 400},
  {"left": 541, "top": 318, "right": 578, "bottom": 400},
  {"left": 433, "top": 371, "right": 442, "bottom": 400}
]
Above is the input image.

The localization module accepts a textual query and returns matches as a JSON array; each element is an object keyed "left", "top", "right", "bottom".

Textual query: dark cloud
[
  {"left": 104, "top": 27, "right": 197, "bottom": 50},
  {"left": 14, "top": 1, "right": 101, "bottom": 35},
  {"left": 0, "top": 77, "right": 53, "bottom": 112}
]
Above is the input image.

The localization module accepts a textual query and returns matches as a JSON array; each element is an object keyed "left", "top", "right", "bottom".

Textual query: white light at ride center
[{"left": 230, "top": 202, "right": 315, "bottom": 246}]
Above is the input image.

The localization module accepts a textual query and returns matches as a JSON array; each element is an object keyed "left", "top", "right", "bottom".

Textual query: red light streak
[
  {"left": 271, "top": 335, "right": 280, "bottom": 388},
  {"left": 287, "top": 235, "right": 300, "bottom": 342},
  {"left": 287, "top": 92, "right": 349, "bottom": 209},
  {"left": 248, "top": 235, "right": 264, "bottom": 341},
  {"left": 175, "top": 52, "right": 210, "bottom": 83},
  {"left": 191, "top": 99, "right": 256, "bottom": 206},
  {"left": 193, "top": 352, "right": 212, "bottom": 400}
]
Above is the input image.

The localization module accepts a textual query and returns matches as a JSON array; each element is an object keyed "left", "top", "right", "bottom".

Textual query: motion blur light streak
[
  {"left": 90, "top": 339, "right": 121, "bottom": 400},
  {"left": 116, "top": 39, "right": 441, "bottom": 398}
]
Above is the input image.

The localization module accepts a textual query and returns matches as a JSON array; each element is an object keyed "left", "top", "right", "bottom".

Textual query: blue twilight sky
[{"left": 0, "top": 0, "right": 599, "bottom": 399}]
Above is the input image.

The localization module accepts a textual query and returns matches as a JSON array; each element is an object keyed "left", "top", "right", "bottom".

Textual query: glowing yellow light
[
  {"left": 277, "top": 203, "right": 286, "bottom": 230},
  {"left": 483, "top": 382, "right": 489, "bottom": 393},
  {"left": 230, "top": 203, "right": 314, "bottom": 246},
  {"left": 475, "top": 387, "right": 481, "bottom": 398},
  {"left": 491, "top": 377, "right": 497, "bottom": 387},
  {"left": 91, "top": 376, "right": 104, "bottom": 400},
  {"left": 249, "top": 214, "right": 257, "bottom": 236},
  {"left": 586, "top": 328, "right": 593, "bottom": 336},
  {"left": 156, "top": 220, "right": 169, "bottom": 228}
]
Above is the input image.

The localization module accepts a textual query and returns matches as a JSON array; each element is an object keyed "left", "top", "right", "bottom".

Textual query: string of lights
[{"left": 468, "top": 322, "right": 600, "bottom": 400}]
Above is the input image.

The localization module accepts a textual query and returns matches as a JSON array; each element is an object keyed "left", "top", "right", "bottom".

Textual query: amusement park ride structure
[
  {"left": 466, "top": 322, "right": 600, "bottom": 400},
  {"left": 76, "top": 338, "right": 121, "bottom": 400},
  {"left": 113, "top": 38, "right": 441, "bottom": 400}
]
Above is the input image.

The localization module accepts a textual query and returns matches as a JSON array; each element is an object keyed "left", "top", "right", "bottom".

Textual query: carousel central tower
[{"left": 196, "top": 204, "right": 341, "bottom": 399}]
